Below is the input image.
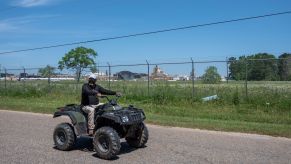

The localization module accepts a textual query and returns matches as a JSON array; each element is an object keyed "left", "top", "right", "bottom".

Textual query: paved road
[{"left": 0, "top": 110, "right": 291, "bottom": 164}]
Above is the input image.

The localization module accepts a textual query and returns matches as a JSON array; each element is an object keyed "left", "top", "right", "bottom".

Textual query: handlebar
[
  {"left": 98, "top": 95, "right": 110, "bottom": 102},
  {"left": 97, "top": 95, "right": 121, "bottom": 102}
]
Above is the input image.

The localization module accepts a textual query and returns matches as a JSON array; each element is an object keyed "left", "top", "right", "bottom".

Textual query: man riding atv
[
  {"left": 82, "top": 74, "right": 121, "bottom": 135},
  {"left": 53, "top": 74, "right": 148, "bottom": 159}
]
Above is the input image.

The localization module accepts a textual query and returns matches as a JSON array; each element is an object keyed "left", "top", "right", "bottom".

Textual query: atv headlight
[{"left": 121, "top": 116, "right": 129, "bottom": 123}]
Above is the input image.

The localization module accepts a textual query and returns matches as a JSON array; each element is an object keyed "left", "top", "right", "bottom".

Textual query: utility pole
[
  {"left": 107, "top": 63, "right": 111, "bottom": 89},
  {"left": 48, "top": 65, "right": 51, "bottom": 89},
  {"left": 4, "top": 68, "right": 7, "bottom": 90},
  {"left": 245, "top": 59, "right": 248, "bottom": 99},
  {"left": 23, "top": 67, "right": 26, "bottom": 88},
  {"left": 146, "top": 60, "right": 150, "bottom": 96},
  {"left": 191, "top": 58, "right": 195, "bottom": 97}
]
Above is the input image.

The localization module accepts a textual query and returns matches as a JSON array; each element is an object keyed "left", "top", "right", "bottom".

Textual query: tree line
[
  {"left": 37, "top": 47, "right": 291, "bottom": 82},
  {"left": 229, "top": 53, "right": 291, "bottom": 81}
]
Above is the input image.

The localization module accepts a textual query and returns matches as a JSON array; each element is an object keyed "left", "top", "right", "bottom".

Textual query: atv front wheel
[
  {"left": 53, "top": 123, "right": 76, "bottom": 150},
  {"left": 126, "top": 122, "right": 149, "bottom": 148},
  {"left": 93, "top": 127, "right": 121, "bottom": 160}
]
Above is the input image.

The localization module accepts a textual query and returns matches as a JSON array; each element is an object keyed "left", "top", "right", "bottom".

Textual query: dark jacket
[{"left": 81, "top": 83, "right": 116, "bottom": 106}]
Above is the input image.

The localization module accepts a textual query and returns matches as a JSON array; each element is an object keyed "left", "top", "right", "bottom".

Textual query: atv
[{"left": 53, "top": 95, "right": 149, "bottom": 160}]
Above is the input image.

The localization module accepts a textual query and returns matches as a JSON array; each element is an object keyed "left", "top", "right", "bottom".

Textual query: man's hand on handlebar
[{"left": 96, "top": 93, "right": 102, "bottom": 97}]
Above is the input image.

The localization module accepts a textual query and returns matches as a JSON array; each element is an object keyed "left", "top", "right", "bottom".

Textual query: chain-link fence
[{"left": 1, "top": 58, "right": 291, "bottom": 108}]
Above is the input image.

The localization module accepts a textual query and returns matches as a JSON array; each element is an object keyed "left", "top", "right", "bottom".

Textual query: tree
[
  {"left": 229, "top": 53, "right": 279, "bottom": 81},
  {"left": 247, "top": 53, "right": 279, "bottom": 81},
  {"left": 278, "top": 53, "right": 291, "bottom": 81},
  {"left": 201, "top": 66, "right": 221, "bottom": 84},
  {"left": 58, "top": 47, "right": 97, "bottom": 82},
  {"left": 38, "top": 65, "right": 55, "bottom": 77},
  {"left": 229, "top": 56, "right": 246, "bottom": 80}
]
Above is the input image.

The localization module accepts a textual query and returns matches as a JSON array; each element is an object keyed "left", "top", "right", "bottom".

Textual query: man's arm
[{"left": 97, "top": 85, "right": 116, "bottom": 95}]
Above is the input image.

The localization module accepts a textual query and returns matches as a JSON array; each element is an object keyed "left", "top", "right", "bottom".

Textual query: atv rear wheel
[
  {"left": 126, "top": 122, "right": 148, "bottom": 148},
  {"left": 93, "top": 127, "right": 120, "bottom": 160},
  {"left": 53, "top": 123, "right": 76, "bottom": 151}
]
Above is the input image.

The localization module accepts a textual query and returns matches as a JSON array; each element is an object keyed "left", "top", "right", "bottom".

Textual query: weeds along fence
[{"left": 1, "top": 58, "right": 291, "bottom": 109}]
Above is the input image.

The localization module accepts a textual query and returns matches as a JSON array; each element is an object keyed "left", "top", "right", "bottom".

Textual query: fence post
[
  {"left": 23, "top": 67, "right": 26, "bottom": 88},
  {"left": 48, "top": 65, "right": 51, "bottom": 90},
  {"left": 146, "top": 60, "right": 150, "bottom": 96},
  {"left": 4, "top": 68, "right": 7, "bottom": 90},
  {"left": 245, "top": 59, "right": 248, "bottom": 99},
  {"left": 226, "top": 57, "right": 229, "bottom": 84},
  {"left": 107, "top": 63, "right": 111, "bottom": 89},
  {"left": 191, "top": 58, "right": 195, "bottom": 98}
]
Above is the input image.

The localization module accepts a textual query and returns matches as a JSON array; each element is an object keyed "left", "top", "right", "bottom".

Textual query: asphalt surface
[{"left": 0, "top": 110, "right": 291, "bottom": 164}]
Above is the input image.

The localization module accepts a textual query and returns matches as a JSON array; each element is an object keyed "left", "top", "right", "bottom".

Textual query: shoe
[{"left": 88, "top": 129, "right": 94, "bottom": 136}]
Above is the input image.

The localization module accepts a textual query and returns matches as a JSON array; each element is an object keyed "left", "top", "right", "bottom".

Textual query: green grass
[
  {"left": 0, "top": 80, "right": 291, "bottom": 137},
  {"left": 146, "top": 114, "right": 291, "bottom": 137}
]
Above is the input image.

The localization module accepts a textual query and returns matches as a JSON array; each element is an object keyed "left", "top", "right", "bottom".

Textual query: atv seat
[{"left": 61, "top": 104, "right": 88, "bottom": 118}]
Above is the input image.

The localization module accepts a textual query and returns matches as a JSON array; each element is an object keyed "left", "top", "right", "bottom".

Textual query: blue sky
[{"left": 0, "top": 0, "right": 291, "bottom": 76}]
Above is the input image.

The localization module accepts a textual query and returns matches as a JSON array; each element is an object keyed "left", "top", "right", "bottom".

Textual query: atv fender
[
  {"left": 53, "top": 111, "right": 87, "bottom": 136},
  {"left": 98, "top": 113, "right": 122, "bottom": 124}
]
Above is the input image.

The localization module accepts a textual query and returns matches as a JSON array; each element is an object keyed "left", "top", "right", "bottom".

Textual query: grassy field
[{"left": 0, "top": 80, "right": 291, "bottom": 137}]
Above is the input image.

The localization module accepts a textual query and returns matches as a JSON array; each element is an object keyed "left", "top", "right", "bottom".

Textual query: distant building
[
  {"left": 172, "top": 75, "right": 190, "bottom": 81},
  {"left": 94, "top": 72, "right": 106, "bottom": 76},
  {"left": 114, "top": 71, "right": 147, "bottom": 80},
  {"left": 54, "top": 74, "right": 75, "bottom": 78},
  {"left": 1, "top": 73, "right": 14, "bottom": 78},
  {"left": 0, "top": 73, "right": 15, "bottom": 81},
  {"left": 19, "top": 73, "right": 28, "bottom": 78},
  {"left": 84, "top": 72, "right": 108, "bottom": 81},
  {"left": 151, "top": 65, "right": 172, "bottom": 80},
  {"left": 19, "top": 73, "right": 41, "bottom": 78}
]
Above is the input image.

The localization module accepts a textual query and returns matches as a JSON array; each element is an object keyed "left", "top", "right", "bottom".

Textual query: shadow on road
[
  {"left": 74, "top": 136, "right": 94, "bottom": 152},
  {"left": 52, "top": 136, "right": 94, "bottom": 152},
  {"left": 53, "top": 136, "right": 142, "bottom": 160},
  {"left": 91, "top": 142, "right": 139, "bottom": 160}
]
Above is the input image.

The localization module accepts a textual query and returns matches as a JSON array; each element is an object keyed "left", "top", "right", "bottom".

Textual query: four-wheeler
[{"left": 53, "top": 96, "right": 149, "bottom": 160}]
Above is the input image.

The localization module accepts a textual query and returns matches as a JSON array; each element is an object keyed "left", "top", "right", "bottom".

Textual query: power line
[{"left": 1, "top": 10, "right": 291, "bottom": 55}]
